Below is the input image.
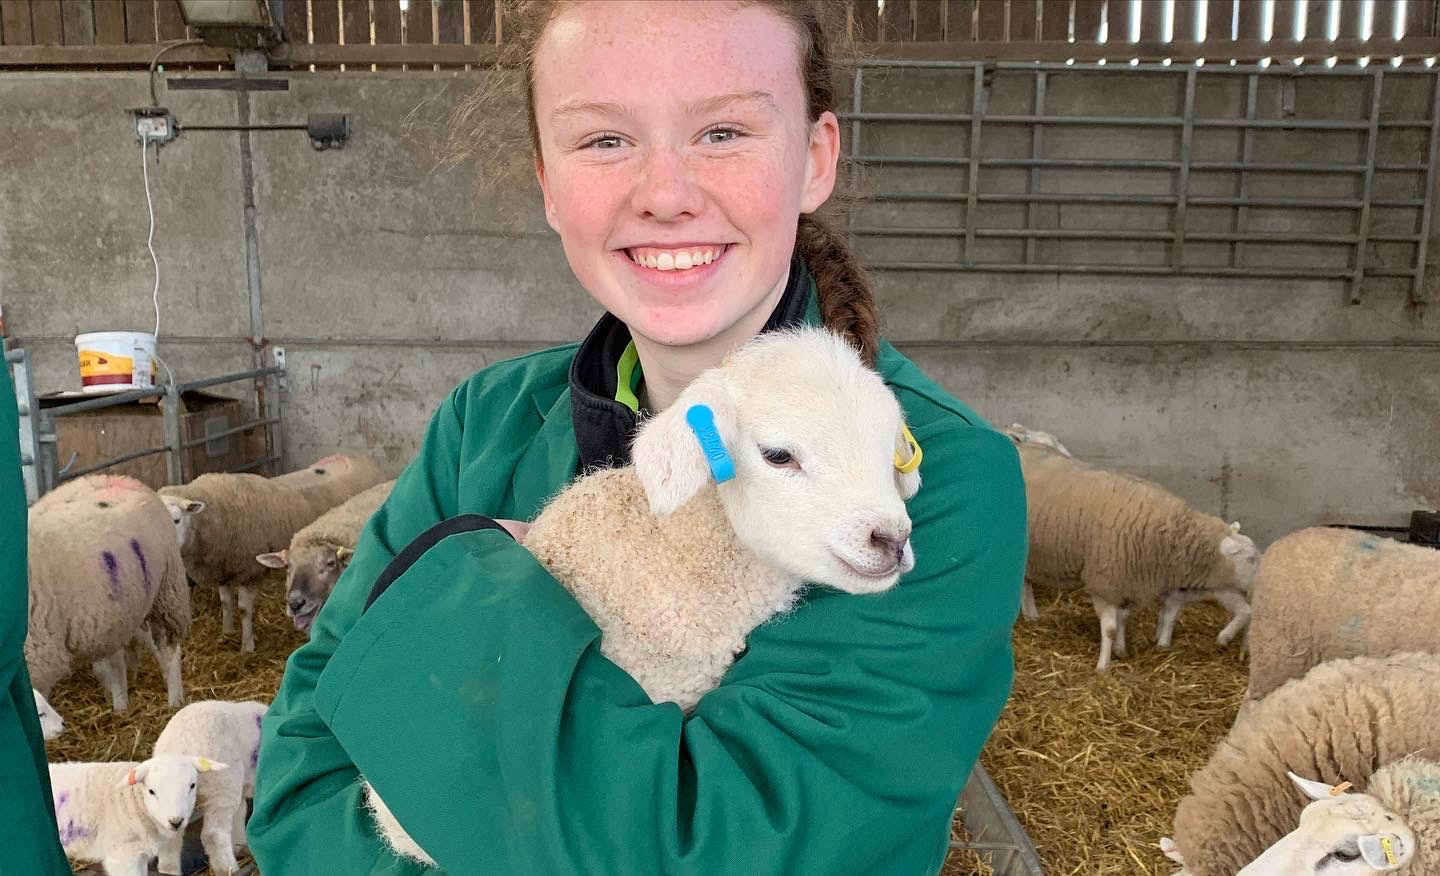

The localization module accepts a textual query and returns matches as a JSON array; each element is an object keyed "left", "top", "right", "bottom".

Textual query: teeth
[{"left": 629, "top": 246, "right": 722, "bottom": 271}]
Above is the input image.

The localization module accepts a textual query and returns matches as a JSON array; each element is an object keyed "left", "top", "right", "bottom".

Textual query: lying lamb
[
  {"left": 365, "top": 326, "right": 924, "bottom": 866},
  {"left": 160, "top": 465, "right": 367, "bottom": 652},
  {"left": 1245, "top": 526, "right": 1440, "bottom": 702},
  {"left": 1163, "top": 651, "right": 1440, "bottom": 875},
  {"left": 49, "top": 754, "right": 229, "bottom": 876},
  {"left": 152, "top": 699, "right": 269, "bottom": 875},
  {"left": 27, "top": 474, "right": 190, "bottom": 711},
  {"left": 1017, "top": 443, "right": 1258, "bottom": 671},
  {"left": 256, "top": 479, "right": 395, "bottom": 631}
]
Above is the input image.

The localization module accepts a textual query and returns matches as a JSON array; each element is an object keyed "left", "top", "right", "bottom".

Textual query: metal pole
[
  {"left": 1174, "top": 68, "right": 1197, "bottom": 269},
  {"left": 1411, "top": 71, "right": 1440, "bottom": 304},
  {"left": 36, "top": 410, "right": 58, "bottom": 497},
  {"left": 9, "top": 348, "right": 40, "bottom": 504},
  {"left": 1351, "top": 68, "right": 1385, "bottom": 304},
  {"left": 965, "top": 63, "right": 988, "bottom": 264},
  {"left": 163, "top": 382, "right": 185, "bottom": 485},
  {"left": 1026, "top": 70, "right": 1047, "bottom": 265},
  {"left": 1234, "top": 74, "right": 1259, "bottom": 268}
]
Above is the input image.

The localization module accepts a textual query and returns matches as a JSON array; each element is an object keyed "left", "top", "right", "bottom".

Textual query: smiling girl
[{"left": 249, "top": 3, "right": 1027, "bottom": 873}]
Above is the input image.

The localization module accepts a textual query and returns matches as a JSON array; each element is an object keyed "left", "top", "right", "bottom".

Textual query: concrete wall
[{"left": 1, "top": 69, "right": 1436, "bottom": 545}]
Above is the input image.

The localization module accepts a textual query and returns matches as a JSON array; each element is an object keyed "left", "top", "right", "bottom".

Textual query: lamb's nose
[
  {"left": 169, "top": 817, "right": 184, "bottom": 829},
  {"left": 870, "top": 529, "right": 910, "bottom": 562},
  {"left": 287, "top": 596, "right": 307, "bottom": 615}
]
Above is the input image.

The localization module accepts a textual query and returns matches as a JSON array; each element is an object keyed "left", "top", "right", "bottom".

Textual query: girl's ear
[{"left": 799, "top": 110, "right": 841, "bottom": 214}]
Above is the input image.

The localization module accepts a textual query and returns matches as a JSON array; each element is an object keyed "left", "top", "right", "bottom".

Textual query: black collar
[{"left": 568, "top": 253, "right": 812, "bottom": 472}]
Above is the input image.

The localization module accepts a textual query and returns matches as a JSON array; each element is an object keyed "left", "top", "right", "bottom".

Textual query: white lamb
[
  {"left": 364, "top": 326, "right": 924, "bottom": 867},
  {"left": 33, "top": 688, "right": 64, "bottom": 740},
  {"left": 159, "top": 461, "right": 375, "bottom": 652},
  {"left": 152, "top": 699, "right": 269, "bottom": 875},
  {"left": 27, "top": 474, "right": 190, "bottom": 711},
  {"left": 48, "top": 754, "right": 229, "bottom": 876},
  {"left": 1016, "top": 443, "right": 1259, "bottom": 671}
]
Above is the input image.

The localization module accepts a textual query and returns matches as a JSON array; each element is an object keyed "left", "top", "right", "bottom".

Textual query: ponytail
[{"left": 797, "top": 213, "right": 881, "bottom": 368}]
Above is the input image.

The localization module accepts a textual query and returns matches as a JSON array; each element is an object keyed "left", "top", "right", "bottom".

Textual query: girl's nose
[{"left": 630, "top": 147, "right": 703, "bottom": 221}]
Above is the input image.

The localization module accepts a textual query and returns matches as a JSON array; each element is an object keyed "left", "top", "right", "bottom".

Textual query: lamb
[
  {"left": 1017, "top": 443, "right": 1259, "bottom": 671},
  {"left": 159, "top": 469, "right": 359, "bottom": 652},
  {"left": 48, "top": 754, "right": 229, "bottom": 876},
  {"left": 1163, "top": 651, "right": 1440, "bottom": 876},
  {"left": 364, "top": 326, "right": 924, "bottom": 867},
  {"left": 256, "top": 479, "right": 396, "bottom": 631},
  {"left": 1245, "top": 526, "right": 1440, "bottom": 702},
  {"left": 26, "top": 474, "right": 190, "bottom": 712},
  {"left": 152, "top": 699, "right": 269, "bottom": 875},
  {"left": 33, "top": 688, "right": 64, "bottom": 740}
]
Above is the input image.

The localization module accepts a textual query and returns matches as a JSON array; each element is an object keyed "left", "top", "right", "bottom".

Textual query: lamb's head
[
  {"left": 159, "top": 494, "right": 206, "bottom": 551},
  {"left": 1209, "top": 521, "right": 1260, "bottom": 592},
  {"left": 1001, "top": 423, "right": 1073, "bottom": 458},
  {"left": 32, "top": 688, "right": 63, "bottom": 740},
  {"left": 631, "top": 327, "right": 920, "bottom": 595},
  {"left": 1237, "top": 773, "right": 1415, "bottom": 875},
  {"left": 257, "top": 543, "right": 353, "bottom": 631},
  {"left": 119, "top": 754, "right": 228, "bottom": 836}
]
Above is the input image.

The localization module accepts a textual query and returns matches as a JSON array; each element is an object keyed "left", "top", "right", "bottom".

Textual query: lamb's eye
[
  {"left": 189, "top": 783, "right": 195, "bottom": 790},
  {"left": 1332, "top": 846, "right": 1361, "bottom": 863},
  {"left": 760, "top": 447, "right": 799, "bottom": 469},
  {"left": 148, "top": 789, "right": 156, "bottom": 797},
  {"left": 325, "top": 558, "right": 337, "bottom": 569}
]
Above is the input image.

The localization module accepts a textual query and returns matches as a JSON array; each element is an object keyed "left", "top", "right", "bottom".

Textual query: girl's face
[{"left": 532, "top": 1, "right": 840, "bottom": 351}]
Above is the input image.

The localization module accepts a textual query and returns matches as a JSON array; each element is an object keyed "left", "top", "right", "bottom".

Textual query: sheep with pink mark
[
  {"left": 151, "top": 699, "right": 269, "bottom": 875},
  {"left": 25, "top": 474, "right": 191, "bottom": 713}
]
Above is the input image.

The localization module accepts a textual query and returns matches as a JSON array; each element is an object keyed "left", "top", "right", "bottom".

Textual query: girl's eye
[
  {"left": 760, "top": 447, "right": 799, "bottom": 469},
  {"left": 701, "top": 127, "right": 741, "bottom": 145},
  {"left": 582, "top": 133, "right": 624, "bottom": 150}
]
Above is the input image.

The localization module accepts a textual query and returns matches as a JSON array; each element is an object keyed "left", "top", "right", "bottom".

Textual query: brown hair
[{"left": 445, "top": 0, "right": 880, "bottom": 365}]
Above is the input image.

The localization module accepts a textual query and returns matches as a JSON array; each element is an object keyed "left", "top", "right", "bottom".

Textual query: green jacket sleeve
[
  {"left": 248, "top": 388, "right": 468, "bottom": 875},
  {"left": 258, "top": 411, "right": 1025, "bottom": 875},
  {"left": 0, "top": 367, "right": 71, "bottom": 875}
]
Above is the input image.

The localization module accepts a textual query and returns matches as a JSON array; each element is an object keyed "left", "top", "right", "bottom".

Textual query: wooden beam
[
  {"left": 30, "top": 0, "right": 64, "bottom": 45},
  {"left": 155, "top": 0, "right": 186, "bottom": 40},
  {"left": 1, "top": 0, "right": 34, "bottom": 46},
  {"left": 124, "top": 0, "right": 154, "bottom": 43},
  {"left": 0, "top": 43, "right": 231, "bottom": 65},
  {"left": 340, "top": 0, "right": 368, "bottom": 46},
  {"left": 436, "top": 0, "right": 464, "bottom": 44},
  {"left": 60, "top": 0, "right": 94, "bottom": 46},
  {"left": 94, "top": 0, "right": 128, "bottom": 44}
]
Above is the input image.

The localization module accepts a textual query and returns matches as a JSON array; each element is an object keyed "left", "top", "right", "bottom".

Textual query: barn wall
[{"left": 2, "top": 70, "right": 1436, "bottom": 544}]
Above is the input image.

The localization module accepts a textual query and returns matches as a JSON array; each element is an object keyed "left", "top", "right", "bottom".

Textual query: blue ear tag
[{"left": 685, "top": 404, "right": 735, "bottom": 484}]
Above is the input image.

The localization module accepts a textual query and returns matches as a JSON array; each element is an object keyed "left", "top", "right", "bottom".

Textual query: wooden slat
[
  {"left": 340, "top": 0, "right": 368, "bottom": 45},
  {"left": 1271, "top": 0, "right": 1298, "bottom": 42},
  {"left": 373, "top": 0, "right": 401, "bottom": 43},
  {"left": 1010, "top": 0, "right": 1037, "bottom": 40},
  {"left": 1106, "top": 0, "right": 1132, "bottom": 43},
  {"left": 61, "top": 0, "right": 94, "bottom": 45},
  {"left": 312, "top": 0, "right": 340, "bottom": 44},
  {"left": 1234, "top": 0, "right": 1262, "bottom": 40},
  {"left": 913, "top": 0, "right": 944, "bottom": 39},
  {"left": 1336, "top": 0, "right": 1366, "bottom": 39},
  {"left": 878, "top": 0, "right": 909, "bottom": 40},
  {"left": 1, "top": 0, "right": 33, "bottom": 45},
  {"left": 1041, "top": 0, "right": 1069, "bottom": 40},
  {"left": 466, "top": 0, "right": 495, "bottom": 44},
  {"left": 1206, "top": 0, "right": 1233, "bottom": 40},
  {"left": 1372, "top": 0, "right": 1397, "bottom": 41},
  {"left": 93, "top": 0, "right": 126, "bottom": 43},
  {"left": 1072, "top": 0, "right": 1102, "bottom": 42},
  {"left": 852, "top": 0, "right": 878, "bottom": 41},
  {"left": 976, "top": 0, "right": 1005, "bottom": 39},
  {"left": 281, "top": 0, "right": 308, "bottom": 42},
  {"left": 124, "top": 0, "right": 154, "bottom": 43},
  {"left": 155, "top": 0, "right": 185, "bottom": 39},
  {"left": 1300, "top": 0, "right": 1328, "bottom": 39},
  {"left": 1139, "top": 0, "right": 1164, "bottom": 42},
  {"left": 1402, "top": 0, "right": 1433, "bottom": 37},
  {"left": 943, "top": 0, "right": 975, "bottom": 40},
  {"left": 1172, "top": 0, "right": 1200, "bottom": 41},
  {"left": 30, "top": 0, "right": 63, "bottom": 43},
  {"left": 435, "top": 0, "right": 462, "bottom": 43}
]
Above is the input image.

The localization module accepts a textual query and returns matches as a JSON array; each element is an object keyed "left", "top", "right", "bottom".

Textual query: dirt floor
[{"left": 46, "top": 579, "right": 1245, "bottom": 875}]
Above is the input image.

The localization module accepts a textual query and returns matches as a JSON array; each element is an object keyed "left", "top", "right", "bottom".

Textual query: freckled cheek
[{"left": 547, "top": 164, "right": 631, "bottom": 236}]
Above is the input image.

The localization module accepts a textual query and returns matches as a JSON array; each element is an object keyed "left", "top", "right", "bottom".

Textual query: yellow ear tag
[
  {"left": 1381, "top": 836, "right": 1397, "bottom": 866},
  {"left": 197, "top": 757, "right": 212, "bottom": 773},
  {"left": 895, "top": 423, "right": 923, "bottom": 474}
]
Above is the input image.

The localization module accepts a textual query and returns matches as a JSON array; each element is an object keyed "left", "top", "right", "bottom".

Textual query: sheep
[
  {"left": 26, "top": 474, "right": 190, "bottom": 712},
  {"left": 1001, "top": 422, "right": 1073, "bottom": 458},
  {"left": 271, "top": 452, "right": 384, "bottom": 507},
  {"left": 255, "top": 479, "right": 396, "bottom": 631},
  {"left": 159, "top": 470, "right": 355, "bottom": 652},
  {"left": 33, "top": 688, "right": 64, "bottom": 740},
  {"left": 363, "top": 325, "right": 925, "bottom": 867},
  {"left": 1245, "top": 526, "right": 1440, "bottom": 703},
  {"left": 152, "top": 699, "right": 269, "bottom": 876},
  {"left": 1162, "top": 651, "right": 1440, "bottom": 876},
  {"left": 48, "top": 754, "right": 230, "bottom": 876},
  {"left": 1016, "top": 444, "right": 1259, "bottom": 671}
]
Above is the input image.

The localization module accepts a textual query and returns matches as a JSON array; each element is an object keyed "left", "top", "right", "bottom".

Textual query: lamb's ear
[
  {"left": 120, "top": 764, "right": 148, "bottom": 788},
  {"left": 335, "top": 545, "right": 353, "bottom": 564},
  {"left": 1229, "top": 521, "right": 1242, "bottom": 534},
  {"left": 631, "top": 377, "right": 734, "bottom": 517},
  {"left": 193, "top": 756, "right": 229, "bottom": 773},
  {"left": 1288, "top": 771, "right": 1344, "bottom": 801},
  {"left": 183, "top": 499, "right": 205, "bottom": 515},
  {"left": 256, "top": 550, "right": 288, "bottom": 569},
  {"left": 1358, "top": 833, "right": 1408, "bottom": 870}
]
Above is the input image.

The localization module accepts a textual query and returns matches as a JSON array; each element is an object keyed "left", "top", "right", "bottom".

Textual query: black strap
[{"left": 363, "top": 514, "right": 513, "bottom": 613}]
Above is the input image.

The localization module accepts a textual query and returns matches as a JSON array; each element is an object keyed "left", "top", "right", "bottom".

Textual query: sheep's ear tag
[
  {"left": 126, "top": 767, "right": 139, "bottom": 786},
  {"left": 685, "top": 404, "right": 735, "bottom": 484},
  {"left": 196, "top": 757, "right": 213, "bottom": 773},
  {"left": 895, "top": 423, "right": 923, "bottom": 474},
  {"left": 1359, "top": 834, "right": 1402, "bottom": 869}
]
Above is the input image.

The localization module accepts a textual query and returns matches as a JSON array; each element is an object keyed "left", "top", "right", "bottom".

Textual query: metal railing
[
  {"left": 6, "top": 347, "right": 285, "bottom": 504},
  {"left": 846, "top": 60, "right": 1440, "bottom": 304},
  {"left": 949, "top": 762, "right": 1045, "bottom": 875}
]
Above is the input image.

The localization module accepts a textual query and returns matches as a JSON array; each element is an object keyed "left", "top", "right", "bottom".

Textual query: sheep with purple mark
[
  {"left": 151, "top": 699, "right": 269, "bottom": 875},
  {"left": 26, "top": 474, "right": 190, "bottom": 713}
]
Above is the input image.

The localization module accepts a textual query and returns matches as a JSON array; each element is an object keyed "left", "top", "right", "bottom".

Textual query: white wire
[{"left": 140, "top": 140, "right": 176, "bottom": 389}]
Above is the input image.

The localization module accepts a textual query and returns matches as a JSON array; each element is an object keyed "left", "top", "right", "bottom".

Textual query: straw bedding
[{"left": 43, "top": 577, "right": 1246, "bottom": 875}]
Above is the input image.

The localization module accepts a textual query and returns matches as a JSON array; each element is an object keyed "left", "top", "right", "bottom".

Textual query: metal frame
[
  {"left": 950, "top": 763, "right": 1045, "bottom": 875},
  {"left": 7, "top": 354, "right": 286, "bottom": 503},
  {"left": 844, "top": 60, "right": 1440, "bottom": 304}
]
